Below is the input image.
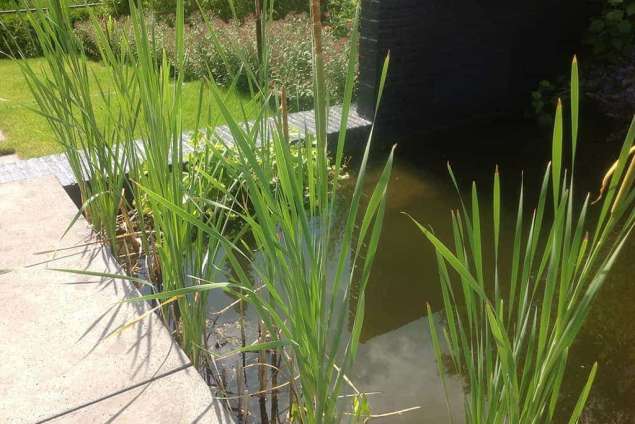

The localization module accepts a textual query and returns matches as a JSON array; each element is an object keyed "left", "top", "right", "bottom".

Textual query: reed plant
[
  {"left": 413, "top": 59, "right": 635, "bottom": 423},
  {"left": 110, "top": 1, "right": 240, "bottom": 366},
  {"left": 19, "top": 0, "right": 239, "bottom": 365},
  {"left": 16, "top": 1, "right": 135, "bottom": 250},
  {"left": 131, "top": 0, "right": 395, "bottom": 421},
  {"left": 21, "top": 0, "right": 394, "bottom": 420}
]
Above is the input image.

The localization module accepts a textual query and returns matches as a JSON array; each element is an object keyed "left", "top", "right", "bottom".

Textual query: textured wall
[{"left": 358, "top": 0, "right": 592, "bottom": 133}]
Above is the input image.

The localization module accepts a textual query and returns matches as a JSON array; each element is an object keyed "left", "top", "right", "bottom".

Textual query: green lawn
[{"left": 0, "top": 58, "right": 257, "bottom": 158}]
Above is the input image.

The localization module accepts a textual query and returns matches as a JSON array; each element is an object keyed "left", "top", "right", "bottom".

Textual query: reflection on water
[
  {"left": 354, "top": 316, "right": 465, "bottom": 423},
  {"left": 353, "top": 119, "right": 634, "bottom": 423}
]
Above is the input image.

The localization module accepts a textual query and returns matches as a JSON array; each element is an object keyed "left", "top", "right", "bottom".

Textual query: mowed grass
[{"left": 0, "top": 58, "right": 257, "bottom": 158}]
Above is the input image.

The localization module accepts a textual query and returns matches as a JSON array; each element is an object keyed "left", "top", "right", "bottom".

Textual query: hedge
[{"left": 1, "top": 8, "right": 90, "bottom": 58}]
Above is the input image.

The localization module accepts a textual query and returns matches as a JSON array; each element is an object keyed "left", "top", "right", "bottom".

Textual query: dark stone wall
[{"left": 358, "top": 0, "right": 593, "bottom": 133}]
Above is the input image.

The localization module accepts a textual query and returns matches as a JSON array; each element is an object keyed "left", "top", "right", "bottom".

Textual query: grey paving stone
[{"left": 0, "top": 106, "right": 371, "bottom": 187}]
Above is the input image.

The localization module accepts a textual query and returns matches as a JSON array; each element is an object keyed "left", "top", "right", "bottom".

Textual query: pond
[{"left": 351, "top": 118, "right": 635, "bottom": 423}]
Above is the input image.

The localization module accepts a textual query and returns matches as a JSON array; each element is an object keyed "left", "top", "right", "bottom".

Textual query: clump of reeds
[
  {"left": 136, "top": 0, "right": 395, "bottom": 420},
  {"left": 17, "top": 1, "right": 136, "bottom": 250},
  {"left": 413, "top": 58, "right": 635, "bottom": 423},
  {"left": 20, "top": 0, "right": 394, "bottom": 420}
]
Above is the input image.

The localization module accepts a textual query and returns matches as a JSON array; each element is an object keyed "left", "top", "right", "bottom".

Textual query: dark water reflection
[{"left": 352, "top": 119, "right": 635, "bottom": 423}]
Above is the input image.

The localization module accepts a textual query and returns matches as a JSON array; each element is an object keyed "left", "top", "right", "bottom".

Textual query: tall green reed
[
  {"left": 16, "top": 1, "right": 135, "bottom": 250},
  {"left": 134, "top": 0, "right": 395, "bottom": 421},
  {"left": 20, "top": 0, "right": 237, "bottom": 366},
  {"left": 413, "top": 58, "right": 635, "bottom": 423},
  {"left": 22, "top": 0, "right": 394, "bottom": 420},
  {"left": 99, "top": 0, "right": 240, "bottom": 367}
]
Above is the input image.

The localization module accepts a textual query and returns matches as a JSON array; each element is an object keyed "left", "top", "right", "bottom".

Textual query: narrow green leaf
[
  {"left": 568, "top": 362, "right": 598, "bottom": 424},
  {"left": 552, "top": 99, "right": 563, "bottom": 210}
]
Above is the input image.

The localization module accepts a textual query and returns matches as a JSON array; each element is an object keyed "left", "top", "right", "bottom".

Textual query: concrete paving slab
[{"left": 0, "top": 176, "right": 232, "bottom": 424}]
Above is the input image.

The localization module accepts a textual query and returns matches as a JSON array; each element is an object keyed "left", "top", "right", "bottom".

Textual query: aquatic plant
[
  {"left": 20, "top": 0, "right": 393, "bottom": 420},
  {"left": 413, "top": 58, "right": 635, "bottom": 423},
  {"left": 16, "top": 1, "right": 134, "bottom": 251},
  {"left": 136, "top": 0, "right": 394, "bottom": 420},
  {"left": 17, "top": 0, "right": 239, "bottom": 366}
]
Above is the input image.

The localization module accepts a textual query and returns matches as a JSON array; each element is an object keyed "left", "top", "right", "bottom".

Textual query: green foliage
[
  {"left": 585, "top": 0, "right": 635, "bottom": 62},
  {"left": 415, "top": 59, "right": 635, "bottom": 423},
  {"left": 22, "top": 1, "right": 393, "bottom": 421},
  {"left": 267, "top": 14, "right": 352, "bottom": 109},
  {"left": 197, "top": 0, "right": 307, "bottom": 20},
  {"left": 1, "top": 8, "right": 90, "bottom": 58},
  {"left": 0, "top": 146, "right": 16, "bottom": 155},
  {"left": 185, "top": 15, "right": 257, "bottom": 85},
  {"left": 74, "top": 12, "right": 354, "bottom": 110},
  {"left": 139, "top": 0, "right": 355, "bottom": 36},
  {"left": 325, "top": 0, "right": 356, "bottom": 37},
  {"left": 196, "top": 0, "right": 253, "bottom": 20},
  {"left": 529, "top": 0, "right": 635, "bottom": 123},
  {"left": 102, "top": 0, "right": 131, "bottom": 16},
  {"left": 0, "top": 0, "right": 19, "bottom": 9},
  {"left": 187, "top": 131, "right": 348, "bottom": 213},
  {"left": 530, "top": 79, "right": 566, "bottom": 127},
  {"left": 74, "top": 14, "right": 172, "bottom": 60},
  {"left": 0, "top": 13, "right": 40, "bottom": 57},
  {"left": 157, "top": 2, "right": 394, "bottom": 418},
  {"left": 135, "top": 0, "right": 308, "bottom": 20},
  {"left": 143, "top": 0, "right": 200, "bottom": 15},
  {"left": 16, "top": 1, "right": 131, "bottom": 249}
]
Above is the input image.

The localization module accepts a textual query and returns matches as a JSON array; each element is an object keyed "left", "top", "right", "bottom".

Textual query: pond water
[{"left": 351, "top": 119, "right": 635, "bottom": 423}]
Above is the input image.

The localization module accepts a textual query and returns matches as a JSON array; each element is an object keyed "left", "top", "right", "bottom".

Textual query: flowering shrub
[
  {"left": 74, "top": 14, "right": 171, "bottom": 61},
  {"left": 186, "top": 16, "right": 258, "bottom": 86},
  {"left": 75, "top": 13, "right": 354, "bottom": 110},
  {"left": 266, "top": 14, "right": 351, "bottom": 109},
  {"left": 141, "top": 0, "right": 355, "bottom": 36}
]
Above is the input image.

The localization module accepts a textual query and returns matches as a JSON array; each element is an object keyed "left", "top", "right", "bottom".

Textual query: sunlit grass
[{"left": 0, "top": 58, "right": 257, "bottom": 158}]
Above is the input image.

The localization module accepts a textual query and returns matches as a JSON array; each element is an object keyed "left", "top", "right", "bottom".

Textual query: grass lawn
[{"left": 0, "top": 58, "right": 258, "bottom": 158}]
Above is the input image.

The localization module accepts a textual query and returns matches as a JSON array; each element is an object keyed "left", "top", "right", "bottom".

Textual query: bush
[
  {"left": 0, "top": 14, "right": 40, "bottom": 57},
  {"left": 587, "top": 48, "right": 635, "bottom": 122},
  {"left": 267, "top": 14, "right": 351, "bottom": 109},
  {"left": 186, "top": 15, "right": 258, "bottom": 85},
  {"left": 585, "top": 0, "right": 635, "bottom": 63},
  {"left": 75, "top": 14, "right": 171, "bottom": 60},
  {"left": 188, "top": 13, "right": 353, "bottom": 109},
  {"left": 148, "top": 0, "right": 307, "bottom": 20},
  {"left": 75, "top": 13, "right": 355, "bottom": 109},
  {"left": 1, "top": 8, "right": 90, "bottom": 58},
  {"left": 141, "top": 0, "right": 356, "bottom": 36},
  {"left": 324, "top": 0, "right": 357, "bottom": 37},
  {"left": 529, "top": 0, "right": 635, "bottom": 125},
  {"left": 102, "top": 0, "right": 131, "bottom": 16}
]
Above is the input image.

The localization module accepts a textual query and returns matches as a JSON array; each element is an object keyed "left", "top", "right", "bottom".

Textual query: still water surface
[{"left": 352, "top": 119, "right": 635, "bottom": 423}]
